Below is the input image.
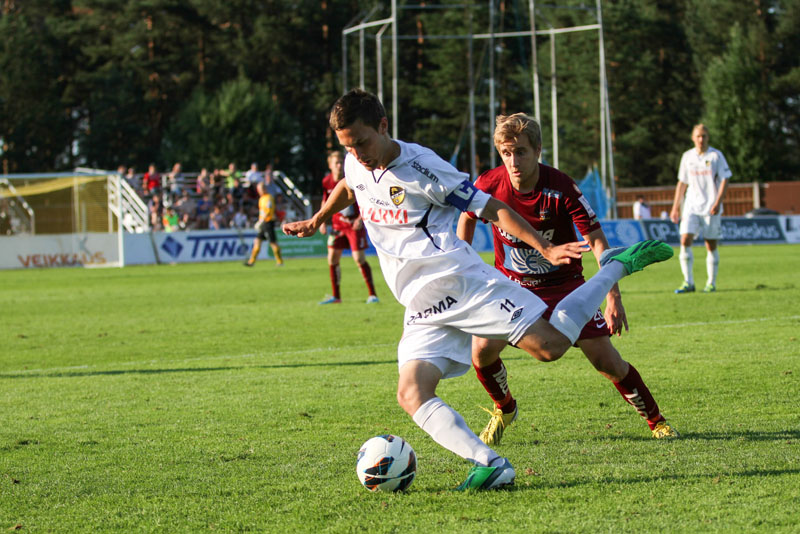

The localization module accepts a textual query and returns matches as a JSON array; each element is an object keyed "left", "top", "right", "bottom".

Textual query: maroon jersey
[
  {"left": 473, "top": 164, "right": 601, "bottom": 288},
  {"left": 322, "top": 172, "right": 360, "bottom": 232}
]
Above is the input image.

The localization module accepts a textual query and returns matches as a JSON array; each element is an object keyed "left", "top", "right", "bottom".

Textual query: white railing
[
  {"left": 272, "top": 170, "right": 313, "bottom": 221},
  {"left": 107, "top": 173, "right": 149, "bottom": 233}
]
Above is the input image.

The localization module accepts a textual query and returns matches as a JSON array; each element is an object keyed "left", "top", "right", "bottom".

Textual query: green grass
[{"left": 1, "top": 245, "right": 798, "bottom": 533}]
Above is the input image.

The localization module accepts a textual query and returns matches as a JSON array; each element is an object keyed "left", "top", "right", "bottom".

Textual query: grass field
[{"left": 1, "top": 244, "right": 798, "bottom": 533}]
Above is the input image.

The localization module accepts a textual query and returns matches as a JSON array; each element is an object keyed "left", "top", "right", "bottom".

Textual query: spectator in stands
[
  {"left": 142, "top": 164, "right": 161, "bottom": 196},
  {"left": 179, "top": 212, "right": 197, "bottom": 231},
  {"left": 209, "top": 205, "right": 226, "bottom": 230},
  {"left": 162, "top": 207, "right": 179, "bottom": 232},
  {"left": 166, "top": 163, "right": 183, "bottom": 197},
  {"left": 148, "top": 194, "right": 163, "bottom": 231},
  {"left": 195, "top": 193, "right": 211, "bottom": 229},
  {"left": 633, "top": 195, "right": 651, "bottom": 220},
  {"left": 196, "top": 168, "right": 210, "bottom": 196},
  {"left": 230, "top": 177, "right": 245, "bottom": 210},
  {"left": 244, "top": 162, "right": 263, "bottom": 187},
  {"left": 263, "top": 167, "right": 281, "bottom": 199},
  {"left": 223, "top": 162, "right": 242, "bottom": 189},
  {"left": 210, "top": 169, "right": 225, "bottom": 199},
  {"left": 232, "top": 205, "right": 249, "bottom": 229},
  {"left": 174, "top": 190, "right": 196, "bottom": 221}
]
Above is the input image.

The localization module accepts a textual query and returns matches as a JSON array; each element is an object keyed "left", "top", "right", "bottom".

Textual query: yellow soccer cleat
[
  {"left": 478, "top": 404, "right": 518, "bottom": 445},
  {"left": 652, "top": 420, "right": 680, "bottom": 439}
]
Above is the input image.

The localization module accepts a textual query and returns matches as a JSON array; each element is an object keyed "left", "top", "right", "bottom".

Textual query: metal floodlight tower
[{"left": 342, "top": 1, "right": 617, "bottom": 217}]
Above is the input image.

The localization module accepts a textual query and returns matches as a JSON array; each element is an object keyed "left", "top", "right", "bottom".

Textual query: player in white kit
[
  {"left": 670, "top": 124, "right": 732, "bottom": 293},
  {"left": 283, "top": 89, "right": 673, "bottom": 490}
]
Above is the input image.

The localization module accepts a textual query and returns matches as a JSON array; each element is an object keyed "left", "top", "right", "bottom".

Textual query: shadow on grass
[
  {"left": 0, "top": 359, "right": 397, "bottom": 379},
  {"left": 592, "top": 429, "right": 800, "bottom": 442},
  {"left": 428, "top": 466, "right": 800, "bottom": 494}
]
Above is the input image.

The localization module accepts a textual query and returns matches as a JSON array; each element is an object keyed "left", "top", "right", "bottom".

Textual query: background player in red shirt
[
  {"left": 319, "top": 150, "right": 378, "bottom": 304},
  {"left": 458, "top": 113, "right": 678, "bottom": 442}
]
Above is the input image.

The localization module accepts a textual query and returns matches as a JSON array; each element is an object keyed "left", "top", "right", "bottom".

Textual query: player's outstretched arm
[
  {"left": 283, "top": 179, "right": 356, "bottom": 238},
  {"left": 481, "top": 197, "right": 588, "bottom": 265}
]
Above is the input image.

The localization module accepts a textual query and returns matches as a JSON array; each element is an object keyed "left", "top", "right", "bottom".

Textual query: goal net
[{"left": 0, "top": 171, "right": 128, "bottom": 269}]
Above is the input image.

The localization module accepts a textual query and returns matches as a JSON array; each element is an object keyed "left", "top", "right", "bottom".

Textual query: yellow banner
[{"left": 1, "top": 175, "right": 108, "bottom": 198}]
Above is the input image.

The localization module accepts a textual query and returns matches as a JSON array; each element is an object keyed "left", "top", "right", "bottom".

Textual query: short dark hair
[{"left": 329, "top": 89, "right": 386, "bottom": 131}]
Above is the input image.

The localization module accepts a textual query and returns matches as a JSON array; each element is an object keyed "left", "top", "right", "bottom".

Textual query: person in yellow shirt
[{"left": 244, "top": 182, "right": 284, "bottom": 267}]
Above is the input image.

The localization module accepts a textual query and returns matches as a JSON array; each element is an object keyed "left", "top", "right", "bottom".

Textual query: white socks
[
  {"left": 680, "top": 246, "right": 718, "bottom": 286},
  {"left": 412, "top": 397, "right": 498, "bottom": 467},
  {"left": 706, "top": 248, "right": 719, "bottom": 286},
  {"left": 549, "top": 261, "right": 626, "bottom": 344},
  {"left": 679, "top": 246, "right": 694, "bottom": 285}
]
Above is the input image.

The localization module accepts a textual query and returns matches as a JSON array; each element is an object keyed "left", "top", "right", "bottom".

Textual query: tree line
[{"left": 1, "top": 0, "right": 798, "bottom": 194}]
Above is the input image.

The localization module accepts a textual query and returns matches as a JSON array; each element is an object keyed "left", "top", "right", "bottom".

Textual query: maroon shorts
[
  {"left": 532, "top": 276, "right": 610, "bottom": 341},
  {"left": 327, "top": 225, "right": 368, "bottom": 251}
]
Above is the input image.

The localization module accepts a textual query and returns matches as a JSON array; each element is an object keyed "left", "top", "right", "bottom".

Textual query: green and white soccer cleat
[
  {"left": 478, "top": 404, "right": 518, "bottom": 446},
  {"left": 455, "top": 458, "right": 516, "bottom": 491},
  {"left": 702, "top": 283, "right": 716, "bottom": 293},
  {"left": 599, "top": 240, "right": 674, "bottom": 275},
  {"left": 675, "top": 281, "right": 696, "bottom": 294}
]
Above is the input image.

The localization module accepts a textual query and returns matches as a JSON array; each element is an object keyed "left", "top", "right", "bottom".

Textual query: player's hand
[
  {"left": 282, "top": 219, "right": 317, "bottom": 238},
  {"left": 670, "top": 207, "right": 681, "bottom": 224},
  {"left": 542, "top": 240, "right": 589, "bottom": 265},
  {"left": 319, "top": 222, "right": 328, "bottom": 235},
  {"left": 604, "top": 292, "right": 629, "bottom": 336},
  {"left": 709, "top": 204, "right": 720, "bottom": 216}
]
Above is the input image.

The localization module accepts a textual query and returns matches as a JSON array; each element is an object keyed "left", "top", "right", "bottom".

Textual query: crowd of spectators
[{"left": 117, "top": 162, "right": 287, "bottom": 232}]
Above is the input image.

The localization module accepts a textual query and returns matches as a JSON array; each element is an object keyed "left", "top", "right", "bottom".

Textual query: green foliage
[
  {"left": 1, "top": 1, "right": 799, "bottom": 186},
  {"left": 1, "top": 246, "right": 799, "bottom": 531},
  {"left": 701, "top": 25, "right": 768, "bottom": 181},
  {"left": 0, "top": 4, "right": 75, "bottom": 172},
  {"left": 162, "top": 76, "right": 298, "bottom": 171}
]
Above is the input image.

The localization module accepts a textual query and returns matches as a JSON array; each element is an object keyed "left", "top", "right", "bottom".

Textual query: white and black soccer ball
[{"left": 356, "top": 435, "right": 416, "bottom": 492}]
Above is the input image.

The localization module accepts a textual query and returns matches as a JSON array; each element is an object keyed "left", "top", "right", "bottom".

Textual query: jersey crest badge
[{"left": 390, "top": 186, "right": 406, "bottom": 206}]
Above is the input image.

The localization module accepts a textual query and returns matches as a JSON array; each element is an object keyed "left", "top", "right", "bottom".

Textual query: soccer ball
[{"left": 356, "top": 435, "right": 416, "bottom": 492}]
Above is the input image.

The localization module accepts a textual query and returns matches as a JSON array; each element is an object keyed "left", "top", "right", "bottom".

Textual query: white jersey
[
  {"left": 343, "top": 140, "right": 491, "bottom": 306},
  {"left": 677, "top": 146, "right": 732, "bottom": 216}
]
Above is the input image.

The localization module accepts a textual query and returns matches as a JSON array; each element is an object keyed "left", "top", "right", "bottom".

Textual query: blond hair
[{"left": 494, "top": 113, "right": 542, "bottom": 150}]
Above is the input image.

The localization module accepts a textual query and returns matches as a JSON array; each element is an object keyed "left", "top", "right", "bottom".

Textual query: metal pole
[
  {"left": 597, "top": 0, "right": 616, "bottom": 218},
  {"left": 341, "top": 31, "right": 348, "bottom": 92},
  {"left": 488, "top": 0, "right": 496, "bottom": 168},
  {"left": 376, "top": 24, "right": 389, "bottom": 103},
  {"left": 529, "top": 0, "right": 541, "bottom": 162},
  {"left": 391, "top": 0, "right": 399, "bottom": 139},
  {"left": 550, "top": 30, "right": 558, "bottom": 169},
  {"left": 468, "top": 5, "right": 477, "bottom": 178},
  {"left": 359, "top": 27, "right": 365, "bottom": 89}
]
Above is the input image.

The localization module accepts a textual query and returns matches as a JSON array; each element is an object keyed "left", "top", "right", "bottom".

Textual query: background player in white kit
[
  {"left": 670, "top": 124, "right": 732, "bottom": 293},
  {"left": 283, "top": 89, "right": 673, "bottom": 490}
]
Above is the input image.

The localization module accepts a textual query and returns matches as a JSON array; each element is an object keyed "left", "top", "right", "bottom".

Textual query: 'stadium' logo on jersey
[
  {"left": 390, "top": 186, "right": 406, "bottom": 206},
  {"left": 406, "top": 296, "right": 458, "bottom": 324},
  {"left": 411, "top": 161, "right": 439, "bottom": 182}
]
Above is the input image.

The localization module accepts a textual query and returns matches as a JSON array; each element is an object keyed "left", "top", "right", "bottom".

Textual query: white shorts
[
  {"left": 680, "top": 213, "right": 722, "bottom": 240},
  {"left": 397, "top": 263, "right": 548, "bottom": 379}
]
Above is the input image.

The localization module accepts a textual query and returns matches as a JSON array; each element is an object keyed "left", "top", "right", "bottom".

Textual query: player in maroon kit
[
  {"left": 457, "top": 113, "right": 678, "bottom": 442},
  {"left": 319, "top": 150, "right": 379, "bottom": 304}
]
